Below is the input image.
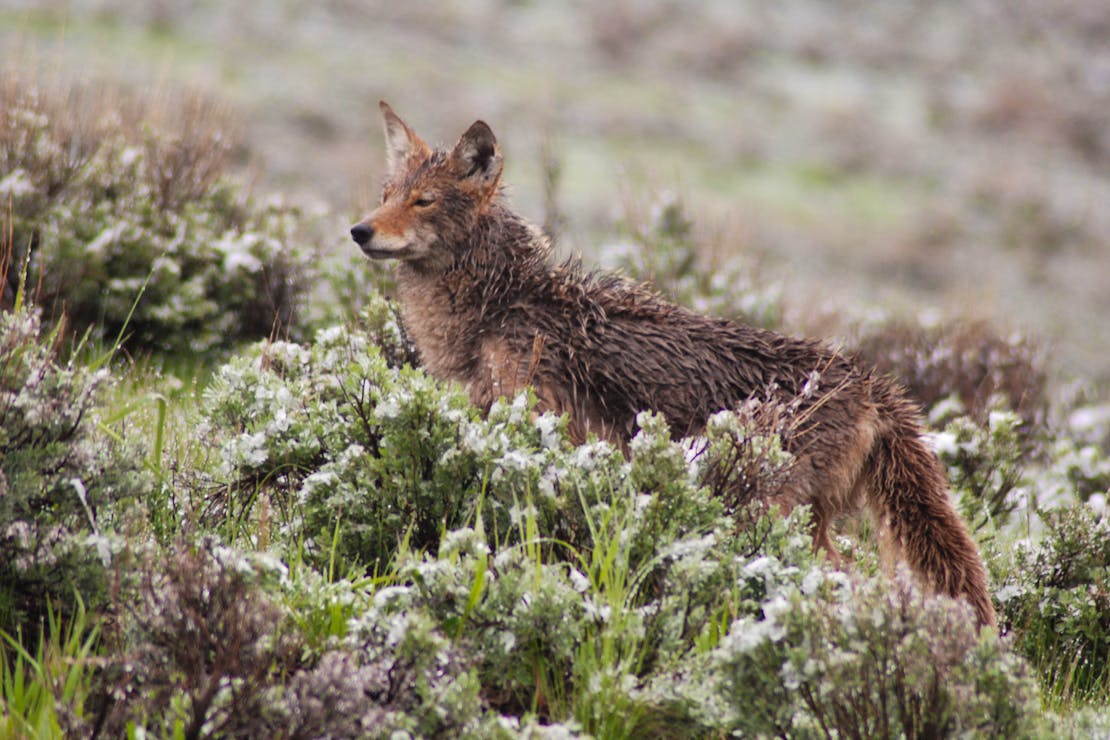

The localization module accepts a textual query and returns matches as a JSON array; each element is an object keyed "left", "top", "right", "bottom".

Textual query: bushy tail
[{"left": 866, "top": 411, "right": 997, "bottom": 628}]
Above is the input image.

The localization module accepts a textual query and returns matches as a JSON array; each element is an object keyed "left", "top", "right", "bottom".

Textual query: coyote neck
[
  {"left": 396, "top": 264, "right": 480, "bottom": 384},
  {"left": 394, "top": 208, "right": 543, "bottom": 386}
]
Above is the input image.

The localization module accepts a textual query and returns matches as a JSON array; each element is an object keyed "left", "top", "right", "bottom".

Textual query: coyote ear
[
  {"left": 449, "top": 120, "right": 503, "bottom": 190},
  {"left": 380, "top": 101, "right": 430, "bottom": 175}
]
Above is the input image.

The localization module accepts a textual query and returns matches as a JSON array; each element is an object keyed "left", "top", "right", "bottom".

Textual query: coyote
[{"left": 350, "top": 102, "right": 997, "bottom": 627}]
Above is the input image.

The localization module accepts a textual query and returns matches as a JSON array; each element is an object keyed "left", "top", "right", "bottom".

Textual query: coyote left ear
[
  {"left": 449, "top": 120, "right": 503, "bottom": 191},
  {"left": 380, "top": 101, "right": 431, "bottom": 176}
]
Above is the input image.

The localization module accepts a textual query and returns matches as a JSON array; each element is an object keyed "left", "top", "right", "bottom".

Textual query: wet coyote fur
[{"left": 350, "top": 102, "right": 996, "bottom": 627}]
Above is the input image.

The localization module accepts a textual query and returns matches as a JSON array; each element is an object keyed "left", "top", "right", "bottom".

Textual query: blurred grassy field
[{"left": 4, "top": 0, "right": 1108, "bottom": 387}]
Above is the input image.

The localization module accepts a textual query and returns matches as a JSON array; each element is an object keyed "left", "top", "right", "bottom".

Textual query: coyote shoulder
[{"left": 351, "top": 102, "right": 996, "bottom": 627}]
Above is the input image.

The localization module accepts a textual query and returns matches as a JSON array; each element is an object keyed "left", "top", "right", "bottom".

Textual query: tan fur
[{"left": 351, "top": 103, "right": 997, "bottom": 627}]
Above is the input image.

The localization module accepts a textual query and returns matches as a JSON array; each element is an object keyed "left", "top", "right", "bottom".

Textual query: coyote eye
[{"left": 413, "top": 195, "right": 436, "bottom": 207}]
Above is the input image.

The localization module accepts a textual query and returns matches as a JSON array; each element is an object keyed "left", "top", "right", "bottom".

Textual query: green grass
[{"left": 0, "top": 597, "right": 99, "bottom": 739}]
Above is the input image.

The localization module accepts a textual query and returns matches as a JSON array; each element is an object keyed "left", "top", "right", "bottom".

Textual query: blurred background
[{"left": 3, "top": 0, "right": 1108, "bottom": 388}]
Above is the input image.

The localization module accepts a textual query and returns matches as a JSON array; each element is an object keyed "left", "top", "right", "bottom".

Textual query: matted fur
[{"left": 351, "top": 103, "right": 996, "bottom": 627}]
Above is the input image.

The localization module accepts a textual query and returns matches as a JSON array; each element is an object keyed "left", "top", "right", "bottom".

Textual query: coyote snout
[
  {"left": 352, "top": 102, "right": 998, "bottom": 628},
  {"left": 349, "top": 223, "right": 374, "bottom": 248}
]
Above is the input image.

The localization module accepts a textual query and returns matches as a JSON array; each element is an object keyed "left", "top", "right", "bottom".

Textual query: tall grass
[{"left": 0, "top": 597, "right": 99, "bottom": 739}]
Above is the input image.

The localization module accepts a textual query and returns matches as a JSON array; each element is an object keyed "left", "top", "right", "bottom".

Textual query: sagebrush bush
[
  {"left": 713, "top": 568, "right": 1038, "bottom": 738},
  {"left": 851, "top": 318, "right": 1048, "bottom": 430},
  {"left": 6, "top": 298, "right": 1063, "bottom": 734},
  {"left": 281, "top": 624, "right": 492, "bottom": 738},
  {"left": 198, "top": 306, "right": 505, "bottom": 569},
  {"left": 197, "top": 302, "right": 801, "bottom": 577},
  {"left": 196, "top": 309, "right": 864, "bottom": 731},
  {"left": 0, "top": 72, "right": 314, "bottom": 354},
  {"left": 695, "top": 398, "right": 798, "bottom": 528},
  {"left": 96, "top": 539, "right": 513, "bottom": 738},
  {"left": 930, "top": 393, "right": 1110, "bottom": 536},
  {"left": 931, "top": 401, "right": 1028, "bottom": 531},
  {"left": 351, "top": 494, "right": 813, "bottom": 735},
  {"left": 994, "top": 503, "right": 1110, "bottom": 704},
  {"left": 97, "top": 541, "right": 300, "bottom": 737},
  {"left": 0, "top": 304, "right": 148, "bottom": 637}
]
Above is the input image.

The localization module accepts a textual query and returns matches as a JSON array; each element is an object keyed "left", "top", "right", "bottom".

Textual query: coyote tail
[{"left": 866, "top": 406, "right": 997, "bottom": 627}]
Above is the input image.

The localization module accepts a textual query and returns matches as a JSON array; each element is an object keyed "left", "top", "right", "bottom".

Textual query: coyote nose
[{"left": 350, "top": 223, "right": 374, "bottom": 246}]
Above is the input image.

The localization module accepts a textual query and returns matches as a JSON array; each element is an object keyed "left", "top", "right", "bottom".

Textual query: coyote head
[{"left": 350, "top": 102, "right": 503, "bottom": 270}]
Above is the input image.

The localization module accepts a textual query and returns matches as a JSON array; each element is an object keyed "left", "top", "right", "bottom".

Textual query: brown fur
[{"left": 351, "top": 102, "right": 997, "bottom": 627}]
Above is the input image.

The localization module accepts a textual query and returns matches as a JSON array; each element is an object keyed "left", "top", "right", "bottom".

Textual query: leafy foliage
[
  {"left": 932, "top": 402, "right": 1028, "bottom": 531},
  {"left": 1, "top": 74, "right": 313, "bottom": 354},
  {"left": 713, "top": 568, "right": 1038, "bottom": 737},
  {"left": 995, "top": 504, "right": 1110, "bottom": 705},
  {"left": 0, "top": 305, "right": 148, "bottom": 638},
  {"left": 190, "top": 311, "right": 1057, "bottom": 735},
  {"left": 198, "top": 306, "right": 741, "bottom": 578},
  {"left": 97, "top": 541, "right": 300, "bottom": 737},
  {"left": 94, "top": 540, "right": 504, "bottom": 739}
]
